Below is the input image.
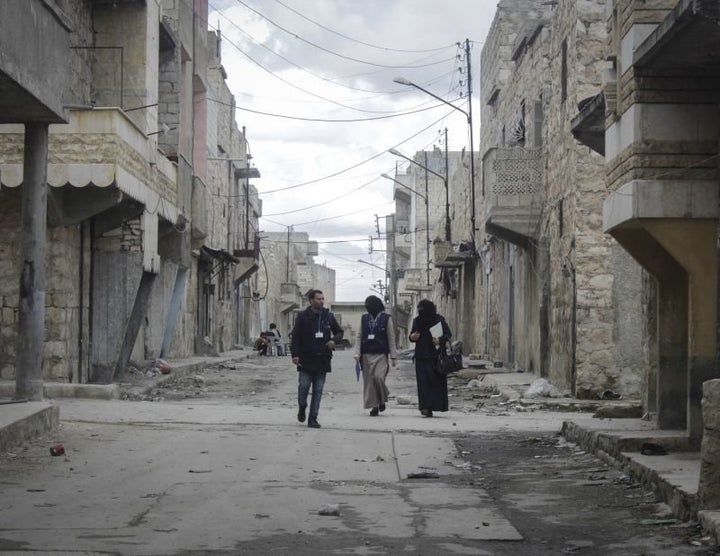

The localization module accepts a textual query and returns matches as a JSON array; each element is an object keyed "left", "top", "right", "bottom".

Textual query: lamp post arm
[
  {"left": 394, "top": 78, "right": 469, "bottom": 122},
  {"left": 388, "top": 149, "right": 446, "bottom": 183},
  {"left": 357, "top": 259, "right": 388, "bottom": 274},
  {"left": 380, "top": 173, "right": 427, "bottom": 201}
]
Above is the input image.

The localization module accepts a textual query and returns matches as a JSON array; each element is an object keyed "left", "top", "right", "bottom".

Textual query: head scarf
[
  {"left": 364, "top": 295, "right": 385, "bottom": 317},
  {"left": 417, "top": 298, "right": 438, "bottom": 327}
]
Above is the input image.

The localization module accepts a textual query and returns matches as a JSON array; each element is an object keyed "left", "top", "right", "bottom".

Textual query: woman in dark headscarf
[
  {"left": 409, "top": 299, "right": 451, "bottom": 417},
  {"left": 354, "top": 295, "right": 397, "bottom": 416}
]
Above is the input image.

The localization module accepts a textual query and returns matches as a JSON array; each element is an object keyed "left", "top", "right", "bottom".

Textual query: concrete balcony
[
  {"left": 482, "top": 147, "right": 543, "bottom": 247},
  {"left": 402, "top": 268, "right": 431, "bottom": 292},
  {"left": 0, "top": 108, "right": 179, "bottom": 227},
  {"left": 0, "top": 0, "right": 72, "bottom": 123},
  {"left": 280, "top": 282, "right": 303, "bottom": 313},
  {"left": 233, "top": 234, "right": 260, "bottom": 284}
]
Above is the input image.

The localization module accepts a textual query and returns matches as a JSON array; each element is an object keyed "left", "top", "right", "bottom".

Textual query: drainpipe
[{"left": 564, "top": 257, "right": 577, "bottom": 395}]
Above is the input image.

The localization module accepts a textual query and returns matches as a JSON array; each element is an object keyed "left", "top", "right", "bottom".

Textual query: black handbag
[{"left": 439, "top": 341, "right": 464, "bottom": 374}]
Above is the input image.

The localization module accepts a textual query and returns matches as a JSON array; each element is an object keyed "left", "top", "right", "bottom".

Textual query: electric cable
[
  {"left": 270, "top": 0, "right": 455, "bottom": 53},
  {"left": 232, "top": 0, "right": 456, "bottom": 69},
  {"left": 211, "top": 1, "right": 457, "bottom": 100}
]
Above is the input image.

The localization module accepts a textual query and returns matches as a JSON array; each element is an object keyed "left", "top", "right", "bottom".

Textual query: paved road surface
[{"left": 0, "top": 350, "right": 716, "bottom": 554}]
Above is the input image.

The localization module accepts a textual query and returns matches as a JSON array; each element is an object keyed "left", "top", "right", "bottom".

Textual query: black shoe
[
  {"left": 369, "top": 407, "right": 379, "bottom": 417},
  {"left": 420, "top": 409, "right": 433, "bottom": 417},
  {"left": 379, "top": 403, "right": 386, "bottom": 413},
  {"left": 308, "top": 417, "right": 321, "bottom": 428},
  {"left": 297, "top": 406, "right": 306, "bottom": 423}
]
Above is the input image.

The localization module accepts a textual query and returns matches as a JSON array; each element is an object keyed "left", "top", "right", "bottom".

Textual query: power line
[
  {"left": 232, "top": 100, "right": 459, "bottom": 122},
  {"left": 211, "top": 2, "right": 457, "bottom": 100},
  {"left": 258, "top": 112, "right": 456, "bottom": 195},
  {"left": 202, "top": 6, "right": 461, "bottom": 117},
  {"left": 270, "top": 0, "right": 455, "bottom": 53},
  {"left": 232, "top": 0, "right": 457, "bottom": 69},
  {"left": 221, "top": 69, "right": 458, "bottom": 103}
]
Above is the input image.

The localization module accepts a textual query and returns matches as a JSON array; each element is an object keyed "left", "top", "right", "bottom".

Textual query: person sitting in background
[
  {"left": 267, "top": 322, "right": 284, "bottom": 356},
  {"left": 254, "top": 332, "right": 268, "bottom": 356}
]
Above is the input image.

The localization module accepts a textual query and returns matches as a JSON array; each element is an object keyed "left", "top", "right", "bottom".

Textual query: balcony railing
[
  {"left": 482, "top": 147, "right": 543, "bottom": 245},
  {"left": 484, "top": 147, "right": 542, "bottom": 196}
]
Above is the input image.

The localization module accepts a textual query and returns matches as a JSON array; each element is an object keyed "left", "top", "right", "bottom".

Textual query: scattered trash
[
  {"left": 155, "top": 358, "right": 172, "bottom": 374},
  {"left": 640, "top": 442, "right": 667, "bottom": 456},
  {"left": 254, "top": 513, "right": 271, "bottom": 519},
  {"left": 188, "top": 469, "right": 212, "bottom": 473},
  {"left": 318, "top": 504, "right": 340, "bottom": 516},
  {"left": 524, "top": 378, "right": 563, "bottom": 399},
  {"left": 49, "top": 444, "right": 65, "bottom": 456}
]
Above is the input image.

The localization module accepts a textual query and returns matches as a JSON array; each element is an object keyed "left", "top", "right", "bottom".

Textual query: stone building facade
[
  {"left": 479, "top": 0, "right": 644, "bottom": 397},
  {"left": 565, "top": 0, "right": 720, "bottom": 518},
  {"left": 0, "top": 0, "right": 262, "bottom": 390},
  {"left": 389, "top": 148, "right": 481, "bottom": 353},
  {"left": 572, "top": 0, "right": 720, "bottom": 444},
  {"left": 258, "top": 231, "right": 336, "bottom": 342}
]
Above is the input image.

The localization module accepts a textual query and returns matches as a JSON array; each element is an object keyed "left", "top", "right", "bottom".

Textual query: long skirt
[
  {"left": 414, "top": 357, "right": 448, "bottom": 412},
  {"left": 361, "top": 353, "right": 390, "bottom": 409}
]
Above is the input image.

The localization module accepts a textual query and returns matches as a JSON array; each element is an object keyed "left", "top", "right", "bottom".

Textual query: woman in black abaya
[{"left": 409, "top": 299, "right": 451, "bottom": 417}]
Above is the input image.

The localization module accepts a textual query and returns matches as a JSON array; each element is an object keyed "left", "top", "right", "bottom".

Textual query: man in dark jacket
[{"left": 290, "top": 289, "right": 344, "bottom": 428}]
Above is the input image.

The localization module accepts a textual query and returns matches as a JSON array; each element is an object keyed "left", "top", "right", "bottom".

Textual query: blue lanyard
[{"left": 368, "top": 314, "right": 377, "bottom": 333}]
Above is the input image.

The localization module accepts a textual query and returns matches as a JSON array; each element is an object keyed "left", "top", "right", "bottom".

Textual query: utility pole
[
  {"left": 423, "top": 152, "right": 431, "bottom": 286},
  {"left": 286, "top": 226, "right": 292, "bottom": 282},
  {"left": 465, "top": 38, "right": 477, "bottom": 240},
  {"left": 444, "top": 127, "right": 450, "bottom": 242}
]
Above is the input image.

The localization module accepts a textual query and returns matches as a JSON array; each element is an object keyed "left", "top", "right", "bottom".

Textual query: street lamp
[
  {"left": 381, "top": 172, "right": 431, "bottom": 287},
  {"left": 393, "top": 54, "right": 476, "bottom": 243},
  {"left": 357, "top": 259, "right": 388, "bottom": 273},
  {"left": 388, "top": 147, "right": 450, "bottom": 243}
]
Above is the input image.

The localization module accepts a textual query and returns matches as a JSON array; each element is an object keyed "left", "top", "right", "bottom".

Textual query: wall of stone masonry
[
  {"left": 0, "top": 189, "right": 86, "bottom": 382},
  {"left": 479, "top": 0, "right": 552, "bottom": 370},
  {"left": 699, "top": 379, "right": 720, "bottom": 508},
  {"left": 445, "top": 149, "right": 483, "bottom": 355},
  {"left": 544, "top": 0, "right": 643, "bottom": 397},
  {"left": 0, "top": 190, "right": 22, "bottom": 380},
  {"left": 479, "top": 0, "right": 643, "bottom": 395}
]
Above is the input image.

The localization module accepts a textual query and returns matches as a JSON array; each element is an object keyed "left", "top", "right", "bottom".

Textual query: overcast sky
[{"left": 207, "top": 0, "right": 497, "bottom": 301}]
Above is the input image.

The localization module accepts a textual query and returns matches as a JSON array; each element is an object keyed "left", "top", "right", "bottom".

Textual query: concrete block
[
  {"left": 698, "top": 510, "right": 720, "bottom": 544},
  {"left": 0, "top": 402, "right": 59, "bottom": 453},
  {"left": 0, "top": 381, "right": 119, "bottom": 400},
  {"left": 700, "top": 380, "right": 720, "bottom": 509}
]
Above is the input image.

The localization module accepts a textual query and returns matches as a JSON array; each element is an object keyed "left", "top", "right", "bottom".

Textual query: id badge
[
  {"left": 367, "top": 334, "right": 375, "bottom": 340},
  {"left": 315, "top": 332, "right": 324, "bottom": 339}
]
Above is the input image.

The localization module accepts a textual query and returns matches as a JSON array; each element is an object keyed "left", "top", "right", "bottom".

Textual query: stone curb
[
  {"left": 561, "top": 420, "right": 698, "bottom": 521},
  {"left": 0, "top": 402, "right": 59, "bottom": 453},
  {"left": 0, "top": 382, "right": 120, "bottom": 400}
]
